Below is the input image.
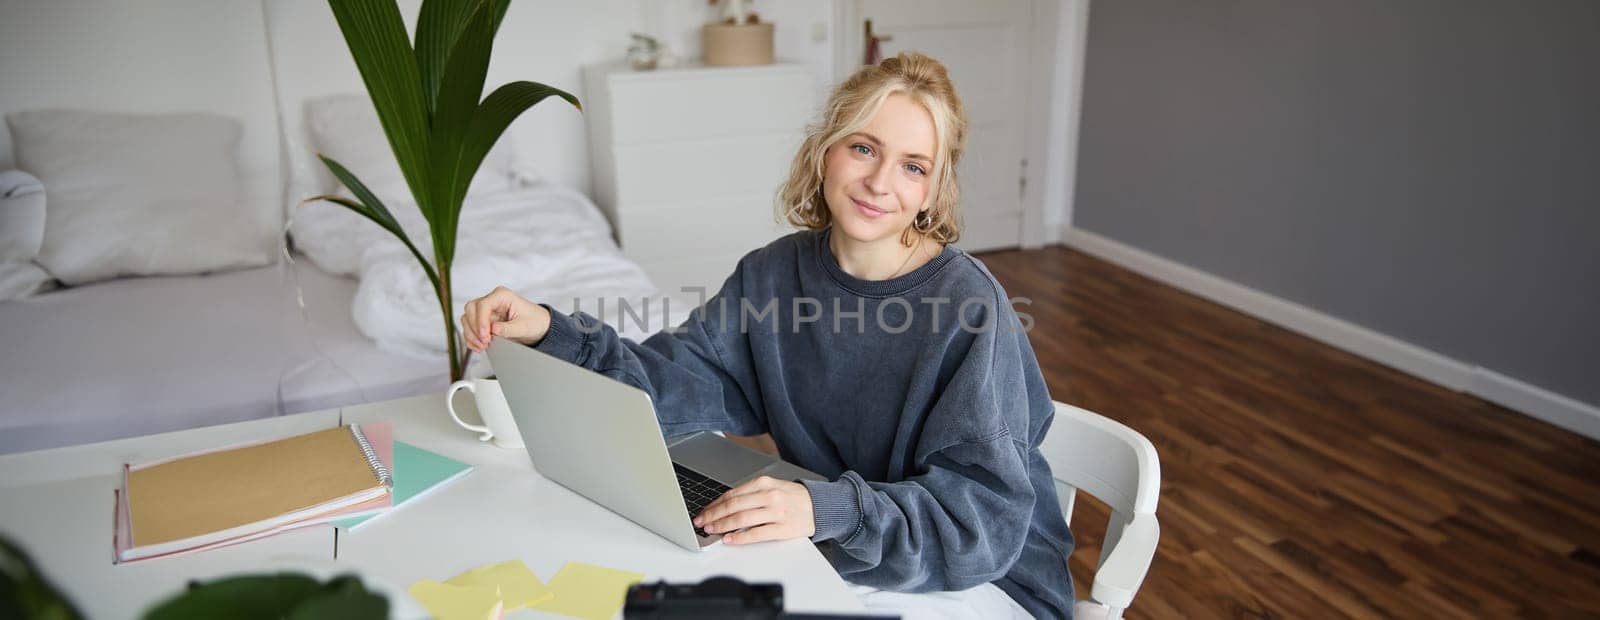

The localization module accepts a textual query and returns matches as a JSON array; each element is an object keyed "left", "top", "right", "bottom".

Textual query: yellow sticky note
[
  {"left": 407, "top": 579, "right": 504, "bottom": 620},
  {"left": 531, "top": 561, "right": 646, "bottom": 620},
  {"left": 447, "top": 559, "right": 553, "bottom": 610}
]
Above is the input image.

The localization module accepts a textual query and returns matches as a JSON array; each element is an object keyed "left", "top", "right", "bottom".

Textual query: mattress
[{"left": 0, "top": 257, "right": 443, "bottom": 454}]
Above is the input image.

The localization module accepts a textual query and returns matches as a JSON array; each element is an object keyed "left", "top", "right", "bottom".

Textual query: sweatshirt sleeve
[
  {"left": 800, "top": 301, "right": 1040, "bottom": 592},
  {"left": 530, "top": 261, "right": 767, "bottom": 437}
]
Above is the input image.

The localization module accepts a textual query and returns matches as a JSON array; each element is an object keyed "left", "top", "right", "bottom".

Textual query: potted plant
[
  {"left": 314, "top": 0, "right": 579, "bottom": 382},
  {"left": 141, "top": 573, "right": 387, "bottom": 620}
]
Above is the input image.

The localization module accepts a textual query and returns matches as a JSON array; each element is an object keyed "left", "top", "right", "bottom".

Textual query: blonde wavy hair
[{"left": 776, "top": 51, "right": 968, "bottom": 247}]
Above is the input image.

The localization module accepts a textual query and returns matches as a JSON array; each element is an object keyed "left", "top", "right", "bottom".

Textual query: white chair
[{"left": 1042, "top": 401, "right": 1162, "bottom": 620}]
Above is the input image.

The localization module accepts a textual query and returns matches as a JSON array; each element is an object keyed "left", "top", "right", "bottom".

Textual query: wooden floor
[{"left": 977, "top": 246, "right": 1600, "bottom": 618}]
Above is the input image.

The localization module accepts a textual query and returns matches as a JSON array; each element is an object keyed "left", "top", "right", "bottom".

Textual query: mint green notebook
[{"left": 333, "top": 441, "right": 473, "bottom": 531}]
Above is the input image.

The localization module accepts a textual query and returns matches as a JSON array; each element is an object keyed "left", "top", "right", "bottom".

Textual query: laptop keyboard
[{"left": 674, "top": 463, "right": 732, "bottom": 537}]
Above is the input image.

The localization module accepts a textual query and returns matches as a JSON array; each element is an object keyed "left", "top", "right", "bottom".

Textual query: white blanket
[{"left": 291, "top": 182, "right": 693, "bottom": 364}]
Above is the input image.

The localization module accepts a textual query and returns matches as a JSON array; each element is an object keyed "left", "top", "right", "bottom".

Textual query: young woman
[{"left": 462, "top": 52, "right": 1075, "bottom": 618}]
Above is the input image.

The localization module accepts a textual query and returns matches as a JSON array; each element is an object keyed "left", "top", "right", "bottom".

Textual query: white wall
[
  {"left": 267, "top": 0, "right": 836, "bottom": 203},
  {"left": 0, "top": 0, "right": 286, "bottom": 255},
  {"left": 7, "top": 0, "right": 1075, "bottom": 232},
  {"left": 641, "top": 0, "right": 838, "bottom": 100}
]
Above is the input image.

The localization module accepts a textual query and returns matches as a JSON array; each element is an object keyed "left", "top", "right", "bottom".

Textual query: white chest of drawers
[{"left": 583, "top": 61, "right": 815, "bottom": 297}]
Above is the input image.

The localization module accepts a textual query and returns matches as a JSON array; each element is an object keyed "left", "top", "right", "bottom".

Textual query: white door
[{"left": 839, "top": 0, "right": 1034, "bottom": 251}]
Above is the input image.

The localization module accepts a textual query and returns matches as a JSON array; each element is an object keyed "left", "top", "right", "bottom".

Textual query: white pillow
[
  {"left": 0, "top": 170, "right": 52, "bottom": 301},
  {"left": 304, "top": 93, "right": 515, "bottom": 206},
  {"left": 0, "top": 170, "right": 46, "bottom": 262},
  {"left": 6, "top": 109, "right": 270, "bottom": 285}
]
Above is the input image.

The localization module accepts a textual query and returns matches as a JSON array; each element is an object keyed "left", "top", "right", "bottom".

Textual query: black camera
[{"left": 624, "top": 576, "right": 784, "bottom": 619}]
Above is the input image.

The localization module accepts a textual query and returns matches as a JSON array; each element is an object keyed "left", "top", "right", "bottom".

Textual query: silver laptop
[{"left": 486, "top": 336, "right": 825, "bottom": 551}]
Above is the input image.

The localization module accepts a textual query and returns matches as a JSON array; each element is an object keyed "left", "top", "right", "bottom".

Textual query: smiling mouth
[{"left": 852, "top": 198, "right": 887, "bottom": 214}]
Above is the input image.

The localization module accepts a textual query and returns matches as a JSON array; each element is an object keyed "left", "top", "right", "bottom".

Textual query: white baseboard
[
  {"left": 1467, "top": 369, "right": 1600, "bottom": 440},
  {"left": 1061, "top": 225, "right": 1600, "bottom": 441}
]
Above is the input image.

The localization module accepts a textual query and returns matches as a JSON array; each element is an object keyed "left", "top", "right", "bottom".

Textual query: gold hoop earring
[{"left": 913, "top": 210, "right": 934, "bottom": 233}]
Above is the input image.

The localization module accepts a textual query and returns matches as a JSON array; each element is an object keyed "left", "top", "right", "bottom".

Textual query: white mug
[{"left": 446, "top": 377, "right": 524, "bottom": 449}]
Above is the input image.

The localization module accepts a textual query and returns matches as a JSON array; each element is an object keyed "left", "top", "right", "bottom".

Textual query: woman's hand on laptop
[
  {"left": 461, "top": 286, "right": 552, "bottom": 352},
  {"left": 693, "top": 476, "right": 815, "bottom": 544}
]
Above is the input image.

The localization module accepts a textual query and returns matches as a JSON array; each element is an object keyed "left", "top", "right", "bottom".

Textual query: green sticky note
[
  {"left": 531, "top": 561, "right": 645, "bottom": 620},
  {"left": 334, "top": 441, "right": 473, "bottom": 530}
]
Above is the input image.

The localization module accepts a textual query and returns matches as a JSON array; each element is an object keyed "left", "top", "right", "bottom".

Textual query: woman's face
[{"left": 822, "top": 92, "right": 937, "bottom": 246}]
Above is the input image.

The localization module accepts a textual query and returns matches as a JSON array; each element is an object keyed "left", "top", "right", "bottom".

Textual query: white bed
[
  {"left": 0, "top": 258, "right": 440, "bottom": 453},
  {"left": 0, "top": 184, "right": 684, "bottom": 454},
  {"left": 0, "top": 0, "right": 682, "bottom": 454}
]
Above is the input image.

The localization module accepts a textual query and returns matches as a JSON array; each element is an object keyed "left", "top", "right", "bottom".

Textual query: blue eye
[
  {"left": 852, "top": 143, "right": 873, "bottom": 156},
  {"left": 905, "top": 163, "right": 926, "bottom": 176}
]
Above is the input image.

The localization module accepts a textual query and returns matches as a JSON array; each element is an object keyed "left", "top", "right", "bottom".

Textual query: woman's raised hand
[{"left": 460, "top": 286, "right": 552, "bottom": 352}]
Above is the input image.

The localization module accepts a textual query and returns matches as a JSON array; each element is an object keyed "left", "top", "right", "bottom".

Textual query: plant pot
[{"left": 703, "top": 22, "right": 775, "bottom": 67}]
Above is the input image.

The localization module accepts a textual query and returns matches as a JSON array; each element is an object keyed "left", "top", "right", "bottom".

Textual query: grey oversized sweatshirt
[{"left": 531, "top": 229, "right": 1075, "bottom": 618}]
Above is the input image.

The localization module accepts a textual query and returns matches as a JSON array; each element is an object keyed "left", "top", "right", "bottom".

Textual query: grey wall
[{"left": 1074, "top": 0, "right": 1599, "bottom": 407}]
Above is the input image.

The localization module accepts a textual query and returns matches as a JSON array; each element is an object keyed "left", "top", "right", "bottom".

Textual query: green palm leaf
[
  {"left": 461, "top": 80, "right": 580, "bottom": 184},
  {"left": 425, "top": 0, "right": 498, "bottom": 263},
  {"left": 415, "top": 0, "right": 510, "bottom": 117},
  {"left": 312, "top": 155, "right": 442, "bottom": 295},
  {"left": 326, "top": 0, "right": 432, "bottom": 215},
  {"left": 319, "top": 0, "right": 580, "bottom": 382},
  {"left": 315, "top": 155, "right": 404, "bottom": 237}
]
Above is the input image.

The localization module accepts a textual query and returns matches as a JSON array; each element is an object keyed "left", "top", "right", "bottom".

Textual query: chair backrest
[
  {"left": 1042, "top": 401, "right": 1162, "bottom": 619},
  {"left": 1042, "top": 401, "right": 1161, "bottom": 518}
]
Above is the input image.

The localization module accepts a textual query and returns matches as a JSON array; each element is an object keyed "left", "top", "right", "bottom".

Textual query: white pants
[{"left": 850, "top": 582, "right": 1033, "bottom": 619}]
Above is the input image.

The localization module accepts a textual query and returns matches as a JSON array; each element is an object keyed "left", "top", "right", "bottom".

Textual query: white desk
[{"left": 0, "top": 395, "right": 866, "bottom": 619}]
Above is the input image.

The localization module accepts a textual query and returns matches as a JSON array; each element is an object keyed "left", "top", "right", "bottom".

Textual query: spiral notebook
[{"left": 113, "top": 423, "right": 394, "bottom": 563}]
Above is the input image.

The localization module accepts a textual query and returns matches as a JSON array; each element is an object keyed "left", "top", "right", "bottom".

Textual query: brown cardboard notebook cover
[{"left": 127, "top": 426, "right": 386, "bottom": 548}]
